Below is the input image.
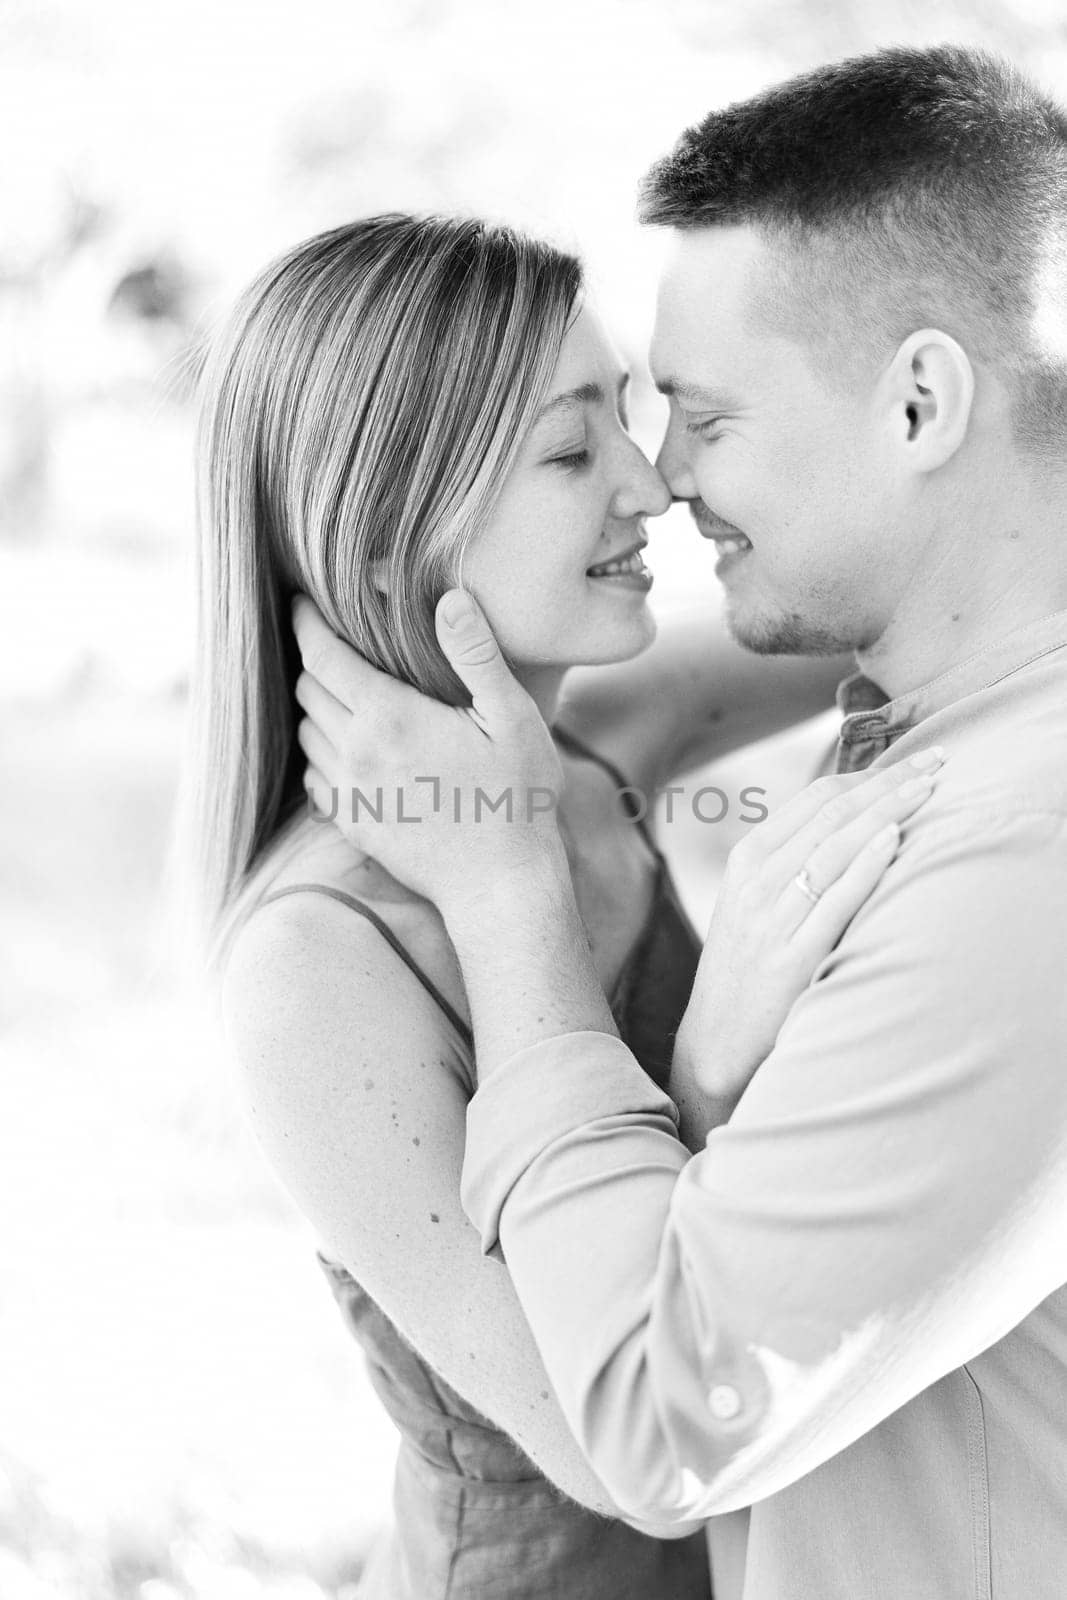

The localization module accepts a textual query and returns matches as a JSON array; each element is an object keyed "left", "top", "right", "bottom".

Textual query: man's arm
[
  {"left": 222, "top": 892, "right": 695, "bottom": 1530},
  {"left": 291, "top": 591, "right": 1063, "bottom": 1517},
  {"left": 460, "top": 802, "right": 1067, "bottom": 1520},
  {"left": 290, "top": 590, "right": 901, "bottom": 1082}
]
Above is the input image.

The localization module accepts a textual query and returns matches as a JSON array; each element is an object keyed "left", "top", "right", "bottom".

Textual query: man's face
[{"left": 650, "top": 225, "right": 913, "bottom": 655}]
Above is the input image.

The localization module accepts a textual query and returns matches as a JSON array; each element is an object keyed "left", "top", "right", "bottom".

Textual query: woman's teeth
[
  {"left": 587, "top": 550, "right": 648, "bottom": 577},
  {"left": 716, "top": 535, "right": 752, "bottom": 555}
]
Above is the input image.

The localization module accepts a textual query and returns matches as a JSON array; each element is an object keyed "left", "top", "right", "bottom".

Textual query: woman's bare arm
[
  {"left": 221, "top": 891, "right": 695, "bottom": 1531},
  {"left": 557, "top": 602, "right": 850, "bottom": 798}
]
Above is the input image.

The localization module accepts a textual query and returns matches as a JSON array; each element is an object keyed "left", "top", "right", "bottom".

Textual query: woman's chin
[
  {"left": 565, "top": 612, "right": 658, "bottom": 667},
  {"left": 505, "top": 607, "right": 657, "bottom": 679}
]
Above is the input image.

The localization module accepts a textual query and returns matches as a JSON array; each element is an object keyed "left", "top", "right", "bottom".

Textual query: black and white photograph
[{"left": 4, "top": 2, "right": 1067, "bottom": 1596}]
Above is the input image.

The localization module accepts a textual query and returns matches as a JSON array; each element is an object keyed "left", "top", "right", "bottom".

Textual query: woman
[{"left": 185, "top": 215, "right": 938, "bottom": 1598}]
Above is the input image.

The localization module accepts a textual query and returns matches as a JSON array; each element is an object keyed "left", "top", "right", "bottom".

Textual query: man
[{"left": 293, "top": 47, "right": 1067, "bottom": 1599}]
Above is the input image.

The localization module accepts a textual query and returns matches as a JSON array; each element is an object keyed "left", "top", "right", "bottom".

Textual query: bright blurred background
[{"left": 3, "top": 2, "right": 1064, "bottom": 1595}]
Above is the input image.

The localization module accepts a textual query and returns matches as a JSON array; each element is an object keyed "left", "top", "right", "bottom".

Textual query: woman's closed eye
[{"left": 548, "top": 446, "right": 591, "bottom": 472}]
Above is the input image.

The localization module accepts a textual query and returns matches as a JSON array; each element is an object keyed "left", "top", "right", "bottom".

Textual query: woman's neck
[
  {"left": 511, "top": 663, "right": 586, "bottom": 870},
  {"left": 512, "top": 664, "right": 567, "bottom": 727}
]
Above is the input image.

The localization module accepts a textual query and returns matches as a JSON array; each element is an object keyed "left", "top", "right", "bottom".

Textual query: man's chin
[{"left": 725, "top": 601, "right": 857, "bottom": 657}]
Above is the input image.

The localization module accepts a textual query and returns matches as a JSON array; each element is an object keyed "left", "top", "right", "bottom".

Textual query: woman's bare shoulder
[
  {"left": 231, "top": 813, "right": 433, "bottom": 969},
  {"left": 222, "top": 814, "right": 471, "bottom": 1090},
  {"left": 218, "top": 846, "right": 478, "bottom": 1318},
  {"left": 253, "top": 807, "right": 423, "bottom": 908}
]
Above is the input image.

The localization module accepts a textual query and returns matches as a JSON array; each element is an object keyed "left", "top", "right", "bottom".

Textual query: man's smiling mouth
[{"left": 689, "top": 505, "right": 753, "bottom": 555}]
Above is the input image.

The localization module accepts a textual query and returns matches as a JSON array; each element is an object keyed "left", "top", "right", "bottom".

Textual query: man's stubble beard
[{"left": 724, "top": 597, "right": 864, "bottom": 657}]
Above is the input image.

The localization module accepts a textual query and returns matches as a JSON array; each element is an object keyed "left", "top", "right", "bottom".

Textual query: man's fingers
[
  {"left": 302, "top": 763, "right": 335, "bottom": 822},
  {"left": 292, "top": 593, "right": 409, "bottom": 719},
  {"left": 435, "top": 590, "right": 524, "bottom": 722},
  {"left": 294, "top": 670, "right": 349, "bottom": 751},
  {"left": 292, "top": 596, "right": 356, "bottom": 710},
  {"left": 296, "top": 715, "right": 337, "bottom": 786},
  {"left": 293, "top": 587, "right": 524, "bottom": 736}
]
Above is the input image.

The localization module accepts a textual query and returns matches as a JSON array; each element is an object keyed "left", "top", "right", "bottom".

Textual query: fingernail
[
  {"left": 438, "top": 590, "right": 475, "bottom": 630},
  {"left": 907, "top": 747, "right": 945, "bottom": 772},
  {"left": 873, "top": 821, "right": 900, "bottom": 848},
  {"left": 897, "top": 775, "right": 936, "bottom": 799}
]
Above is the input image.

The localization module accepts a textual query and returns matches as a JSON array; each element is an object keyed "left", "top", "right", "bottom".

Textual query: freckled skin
[{"left": 459, "top": 307, "right": 665, "bottom": 676}]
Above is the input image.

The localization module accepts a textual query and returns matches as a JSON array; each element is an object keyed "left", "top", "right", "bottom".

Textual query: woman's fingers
[
  {"left": 767, "top": 748, "right": 945, "bottom": 886},
  {"left": 788, "top": 820, "right": 902, "bottom": 958},
  {"left": 732, "top": 769, "right": 871, "bottom": 858},
  {"left": 775, "top": 770, "right": 938, "bottom": 934}
]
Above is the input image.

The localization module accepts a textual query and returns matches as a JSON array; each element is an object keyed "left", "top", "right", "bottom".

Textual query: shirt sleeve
[{"left": 461, "top": 804, "right": 1067, "bottom": 1521}]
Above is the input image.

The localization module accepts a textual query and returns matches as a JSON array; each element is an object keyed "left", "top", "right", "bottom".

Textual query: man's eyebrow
[
  {"left": 655, "top": 376, "right": 735, "bottom": 408},
  {"left": 536, "top": 373, "right": 630, "bottom": 422}
]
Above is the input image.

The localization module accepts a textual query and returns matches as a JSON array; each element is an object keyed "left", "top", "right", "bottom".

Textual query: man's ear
[{"left": 884, "top": 329, "right": 975, "bottom": 472}]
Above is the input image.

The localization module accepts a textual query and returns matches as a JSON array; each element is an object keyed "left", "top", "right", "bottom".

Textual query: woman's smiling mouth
[{"left": 586, "top": 543, "right": 653, "bottom": 590}]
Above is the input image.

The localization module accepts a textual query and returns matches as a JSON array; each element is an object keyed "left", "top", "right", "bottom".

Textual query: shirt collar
[{"left": 834, "top": 606, "right": 1067, "bottom": 766}]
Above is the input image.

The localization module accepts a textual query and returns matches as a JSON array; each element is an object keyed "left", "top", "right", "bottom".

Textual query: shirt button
[{"left": 708, "top": 1384, "right": 742, "bottom": 1421}]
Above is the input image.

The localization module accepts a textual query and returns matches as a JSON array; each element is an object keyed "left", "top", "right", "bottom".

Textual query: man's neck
[{"left": 856, "top": 494, "right": 1067, "bottom": 699}]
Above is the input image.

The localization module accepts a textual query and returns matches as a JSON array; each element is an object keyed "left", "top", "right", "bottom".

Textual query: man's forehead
[
  {"left": 649, "top": 271, "right": 750, "bottom": 392},
  {"left": 649, "top": 225, "right": 794, "bottom": 386},
  {"left": 656, "top": 224, "right": 770, "bottom": 301}
]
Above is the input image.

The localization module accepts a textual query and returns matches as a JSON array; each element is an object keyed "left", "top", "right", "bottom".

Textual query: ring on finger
[{"left": 793, "top": 867, "right": 822, "bottom": 906}]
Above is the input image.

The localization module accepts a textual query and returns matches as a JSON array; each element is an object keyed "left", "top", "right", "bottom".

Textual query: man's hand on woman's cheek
[{"left": 290, "top": 589, "right": 568, "bottom": 909}]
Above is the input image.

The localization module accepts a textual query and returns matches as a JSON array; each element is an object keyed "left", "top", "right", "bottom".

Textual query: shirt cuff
[{"left": 461, "top": 1031, "right": 679, "bottom": 1253}]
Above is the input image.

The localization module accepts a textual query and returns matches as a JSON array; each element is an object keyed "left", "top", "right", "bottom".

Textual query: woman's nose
[{"left": 612, "top": 440, "right": 671, "bottom": 520}]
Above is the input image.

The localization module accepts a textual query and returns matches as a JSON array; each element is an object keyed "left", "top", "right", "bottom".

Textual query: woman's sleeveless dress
[{"left": 260, "top": 727, "right": 710, "bottom": 1598}]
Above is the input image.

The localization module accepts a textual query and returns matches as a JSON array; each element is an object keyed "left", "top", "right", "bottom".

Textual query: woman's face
[{"left": 461, "top": 305, "right": 671, "bottom": 677}]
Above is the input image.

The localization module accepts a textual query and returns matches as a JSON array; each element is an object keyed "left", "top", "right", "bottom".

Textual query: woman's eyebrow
[{"left": 537, "top": 373, "right": 630, "bottom": 422}]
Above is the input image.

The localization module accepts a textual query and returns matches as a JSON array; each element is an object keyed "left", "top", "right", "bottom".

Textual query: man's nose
[{"left": 654, "top": 418, "right": 698, "bottom": 502}]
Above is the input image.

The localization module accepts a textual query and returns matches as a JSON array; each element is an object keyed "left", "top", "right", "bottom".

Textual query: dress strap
[
  {"left": 258, "top": 883, "right": 473, "bottom": 1047},
  {"left": 551, "top": 723, "right": 661, "bottom": 855}
]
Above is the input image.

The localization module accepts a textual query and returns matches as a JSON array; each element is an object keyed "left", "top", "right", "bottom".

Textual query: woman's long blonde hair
[{"left": 181, "top": 214, "right": 582, "bottom": 972}]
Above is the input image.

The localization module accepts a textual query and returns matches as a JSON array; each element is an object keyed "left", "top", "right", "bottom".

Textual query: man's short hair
[{"left": 640, "top": 45, "right": 1067, "bottom": 453}]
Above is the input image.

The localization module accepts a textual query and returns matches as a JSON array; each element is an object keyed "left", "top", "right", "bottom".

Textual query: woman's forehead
[{"left": 544, "top": 306, "right": 627, "bottom": 401}]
